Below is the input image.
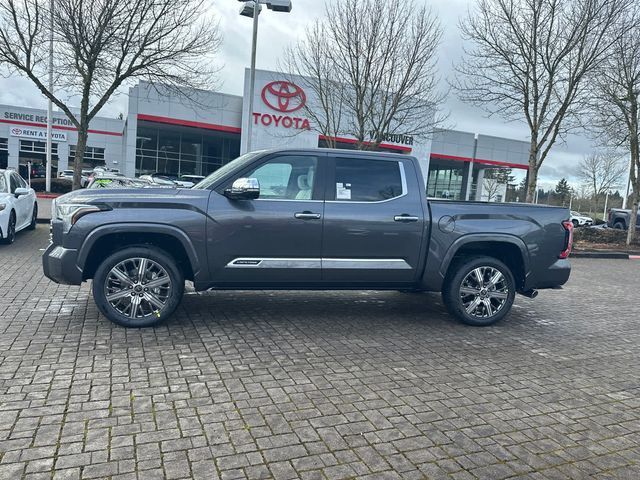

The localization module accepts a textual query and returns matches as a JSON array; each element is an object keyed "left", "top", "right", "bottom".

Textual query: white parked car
[
  {"left": 0, "top": 169, "right": 38, "bottom": 244},
  {"left": 570, "top": 211, "right": 594, "bottom": 227}
]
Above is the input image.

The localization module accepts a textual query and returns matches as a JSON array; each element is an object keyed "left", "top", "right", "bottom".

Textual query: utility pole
[
  {"left": 45, "top": 0, "right": 54, "bottom": 192},
  {"left": 603, "top": 190, "right": 609, "bottom": 221}
]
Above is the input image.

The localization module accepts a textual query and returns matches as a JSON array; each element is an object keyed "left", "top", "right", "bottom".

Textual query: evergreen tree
[{"left": 555, "top": 178, "right": 572, "bottom": 206}]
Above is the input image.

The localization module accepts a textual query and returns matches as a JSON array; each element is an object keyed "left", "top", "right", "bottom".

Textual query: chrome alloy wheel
[
  {"left": 104, "top": 257, "right": 172, "bottom": 320},
  {"left": 459, "top": 266, "right": 509, "bottom": 318}
]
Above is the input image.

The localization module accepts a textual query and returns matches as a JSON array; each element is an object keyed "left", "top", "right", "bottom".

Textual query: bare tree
[
  {"left": 482, "top": 168, "right": 514, "bottom": 202},
  {"left": 578, "top": 151, "right": 627, "bottom": 214},
  {"left": 588, "top": 6, "right": 640, "bottom": 244},
  {"left": 454, "top": 0, "right": 631, "bottom": 202},
  {"left": 0, "top": 0, "right": 221, "bottom": 189},
  {"left": 282, "top": 0, "right": 446, "bottom": 149}
]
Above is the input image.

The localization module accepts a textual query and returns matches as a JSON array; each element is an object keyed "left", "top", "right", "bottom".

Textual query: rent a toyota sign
[{"left": 10, "top": 126, "right": 67, "bottom": 142}]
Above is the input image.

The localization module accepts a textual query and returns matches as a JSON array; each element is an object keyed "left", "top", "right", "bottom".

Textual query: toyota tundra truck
[{"left": 42, "top": 148, "right": 573, "bottom": 328}]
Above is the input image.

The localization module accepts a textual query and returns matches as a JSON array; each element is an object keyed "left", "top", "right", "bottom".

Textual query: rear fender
[{"left": 421, "top": 234, "right": 530, "bottom": 291}]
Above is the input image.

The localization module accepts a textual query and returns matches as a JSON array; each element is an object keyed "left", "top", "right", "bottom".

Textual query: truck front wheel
[
  {"left": 92, "top": 246, "right": 184, "bottom": 328},
  {"left": 442, "top": 256, "right": 516, "bottom": 326}
]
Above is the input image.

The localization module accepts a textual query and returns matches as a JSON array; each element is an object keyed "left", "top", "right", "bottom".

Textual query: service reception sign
[{"left": 10, "top": 126, "right": 67, "bottom": 142}]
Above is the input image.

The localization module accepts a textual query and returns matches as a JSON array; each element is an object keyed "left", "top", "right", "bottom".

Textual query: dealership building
[{"left": 0, "top": 68, "right": 529, "bottom": 201}]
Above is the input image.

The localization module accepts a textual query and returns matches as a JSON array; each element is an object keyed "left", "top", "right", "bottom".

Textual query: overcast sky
[{"left": 0, "top": 0, "right": 609, "bottom": 189}]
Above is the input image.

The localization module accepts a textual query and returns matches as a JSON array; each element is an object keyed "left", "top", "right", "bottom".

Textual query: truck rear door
[{"left": 321, "top": 154, "right": 426, "bottom": 284}]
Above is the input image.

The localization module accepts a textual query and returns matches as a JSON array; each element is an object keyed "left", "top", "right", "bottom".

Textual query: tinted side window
[
  {"left": 244, "top": 155, "right": 318, "bottom": 200},
  {"left": 9, "top": 174, "right": 19, "bottom": 193},
  {"left": 334, "top": 158, "right": 403, "bottom": 202},
  {"left": 16, "top": 174, "right": 27, "bottom": 188}
]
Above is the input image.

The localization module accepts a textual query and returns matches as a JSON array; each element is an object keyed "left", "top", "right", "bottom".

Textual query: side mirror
[
  {"left": 225, "top": 178, "right": 260, "bottom": 200},
  {"left": 14, "top": 187, "right": 29, "bottom": 198}
]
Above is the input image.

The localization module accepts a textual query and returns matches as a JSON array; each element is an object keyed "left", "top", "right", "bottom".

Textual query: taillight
[{"left": 559, "top": 220, "right": 573, "bottom": 259}]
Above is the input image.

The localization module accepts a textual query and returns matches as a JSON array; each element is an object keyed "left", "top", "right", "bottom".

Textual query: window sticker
[{"left": 336, "top": 182, "right": 351, "bottom": 200}]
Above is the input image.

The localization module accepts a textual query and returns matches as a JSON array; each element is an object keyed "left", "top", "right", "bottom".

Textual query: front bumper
[
  {"left": 42, "top": 242, "right": 83, "bottom": 285},
  {"left": 0, "top": 208, "right": 8, "bottom": 239}
]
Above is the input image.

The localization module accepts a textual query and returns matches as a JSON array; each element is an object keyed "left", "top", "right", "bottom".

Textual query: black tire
[
  {"left": 1, "top": 211, "right": 16, "bottom": 244},
  {"left": 613, "top": 221, "right": 625, "bottom": 230},
  {"left": 571, "top": 219, "right": 579, "bottom": 228},
  {"left": 27, "top": 203, "right": 38, "bottom": 230},
  {"left": 92, "top": 246, "right": 184, "bottom": 327},
  {"left": 442, "top": 256, "right": 516, "bottom": 326}
]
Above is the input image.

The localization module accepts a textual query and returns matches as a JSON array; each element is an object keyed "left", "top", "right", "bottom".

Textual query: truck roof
[{"left": 256, "top": 147, "right": 416, "bottom": 161}]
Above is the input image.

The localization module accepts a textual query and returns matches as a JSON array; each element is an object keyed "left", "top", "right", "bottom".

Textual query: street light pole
[
  {"left": 45, "top": 0, "right": 53, "bottom": 192},
  {"left": 245, "top": 1, "right": 260, "bottom": 154},
  {"left": 239, "top": 0, "right": 292, "bottom": 154}
]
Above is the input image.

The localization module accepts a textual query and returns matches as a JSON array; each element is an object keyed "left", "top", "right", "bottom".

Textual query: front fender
[{"left": 76, "top": 223, "right": 202, "bottom": 279}]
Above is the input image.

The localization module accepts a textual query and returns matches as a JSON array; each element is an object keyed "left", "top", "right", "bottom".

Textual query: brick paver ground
[{"left": 0, "top": 225, "right": 638, "bottom": 479}]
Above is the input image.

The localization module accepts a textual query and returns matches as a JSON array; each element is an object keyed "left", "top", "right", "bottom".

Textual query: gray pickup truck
[
  {"left": 43, "top": 148, "right": 572, "bottom": 328},
  {"left": 607, "top": 207, "right": 640, "bottom": 230}
]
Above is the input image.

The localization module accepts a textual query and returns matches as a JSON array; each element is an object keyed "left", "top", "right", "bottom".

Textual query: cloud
[{"left": 0, "top": 0, "right": 601, "bottom": 185}]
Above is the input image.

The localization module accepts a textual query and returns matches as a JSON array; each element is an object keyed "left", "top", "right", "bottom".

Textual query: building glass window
[
  {"left": 20, "top": 140, "right": 58, "bottom": 155},
  {"left": 0, "top": 138, "right": 7, "bottom": 169},
  {"left": 427, "top": 165, "right": 464, "bottom": 199},
  {"left": 18, "top": 140, "right": 59, "bottom": 177},
  {"left": 69, "top": 145, "right": 106, "bottom": 169},
  {"left": 135, "top": 123, "right": 240, "bottom": 177}
]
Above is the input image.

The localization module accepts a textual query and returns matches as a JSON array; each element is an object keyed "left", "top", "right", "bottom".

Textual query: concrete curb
[{"left": 571, "top": 251, "right": 638, "bottom": 259}]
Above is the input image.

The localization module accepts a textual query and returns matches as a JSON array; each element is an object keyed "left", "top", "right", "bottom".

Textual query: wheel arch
[
  {"left": 440, "top": 235, "right": 529, "bottom": 291},
  {"left": 613, "top": 218, "right": 626, "bottom": 228},
  {"left": 78, "top": 224, "right": 200, "bottom": 282}
]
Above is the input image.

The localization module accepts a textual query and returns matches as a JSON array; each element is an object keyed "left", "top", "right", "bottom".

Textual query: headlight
[
  {"left": 0, "top": 203, "right": 6, "bottom": 211},
  {"left": 55, "top": 203, "right": 104, "bottom": 232}
]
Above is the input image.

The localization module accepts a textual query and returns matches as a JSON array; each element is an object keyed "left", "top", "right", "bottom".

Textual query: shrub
[
  {"left": 30, "top": 178, "right": 73, "bottom": 194},
  {"left": 573, "top": 226, "right": 638, "bottom": 246}
]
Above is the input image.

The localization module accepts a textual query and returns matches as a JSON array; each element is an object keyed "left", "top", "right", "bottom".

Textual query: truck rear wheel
[
  {"left": 92, "top": 246, "right": 184, "bottom": 327},
  {"left": 442, "top": 256, "right": 516, "bottom": 326}
]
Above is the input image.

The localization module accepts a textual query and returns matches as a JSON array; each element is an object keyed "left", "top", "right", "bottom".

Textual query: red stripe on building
[
  {"left": 0, "top": 118, "right": 123, "bottom": 136},
  {"left": 430, "top": 152, "right": 528, "bottom": 170},
  {"left": 137, "top": 114, "right": 242, "bottom": 134},
  {"left": 318, "top": 134, "right": 412, "bottom": 153}
]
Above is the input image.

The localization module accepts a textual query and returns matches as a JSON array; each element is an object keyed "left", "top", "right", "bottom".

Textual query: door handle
[
  {"left": 394, "top": 214, "right": 419, "bottom": 223},
  {"left": 295, "top": 212, "right": 322, "bottom": 220}
]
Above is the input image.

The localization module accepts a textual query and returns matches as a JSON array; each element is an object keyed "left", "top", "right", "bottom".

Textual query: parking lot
[{"left": 0, "top": 225, "right": 639, "bottom": 479}]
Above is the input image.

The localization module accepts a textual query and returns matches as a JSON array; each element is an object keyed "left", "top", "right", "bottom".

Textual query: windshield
[
  {"left": 0, "top": 174, "right": 6, "bottom": 193},
  {"left": 193, "top": 151, "right": 264, "bottom": 190}
]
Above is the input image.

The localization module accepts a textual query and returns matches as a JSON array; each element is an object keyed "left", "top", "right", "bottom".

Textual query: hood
[{"left": 55, "top": 187, "right": 183, "bottom": 205}]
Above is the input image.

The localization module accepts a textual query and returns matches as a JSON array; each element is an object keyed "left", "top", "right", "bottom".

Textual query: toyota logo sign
[{"left": 261, "top": 81, "right": 306, "bottom": 113}]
